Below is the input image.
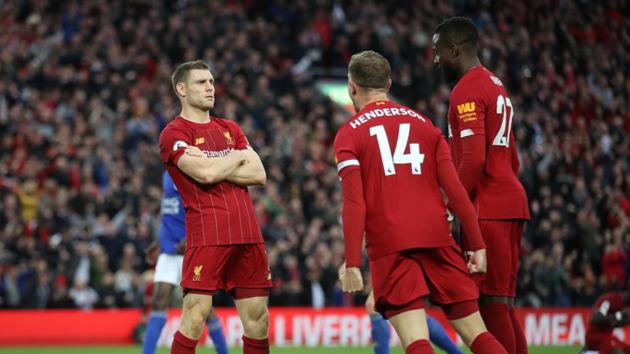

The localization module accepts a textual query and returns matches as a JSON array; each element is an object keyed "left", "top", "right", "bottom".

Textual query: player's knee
[
  {"left": 151, "top": 283, "right": 174, "bottom": 311},
  {"left": 182, "top": 297, "right": 212, "bottom": 331},
  {"left": 243, "top": 307, "right": 269, "bottom": 338},
  {"left": 187, "top": 308, "right": 208, "bottom": 329}
]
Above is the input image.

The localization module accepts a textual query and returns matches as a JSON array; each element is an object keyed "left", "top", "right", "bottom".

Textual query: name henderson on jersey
[{"left": 348, "top": 106, "right": 426, "bottom": 129}]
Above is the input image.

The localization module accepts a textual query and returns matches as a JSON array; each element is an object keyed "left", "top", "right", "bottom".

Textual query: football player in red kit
[
  {"left": 433, "top": 17, "right": 531, "bottom": 354},
  {"left": 159, "top": 60, "right": 271, "bottom": 354},
  {"left": 584, "top": 291, "right": 630, "bottom": 354},
  {"left": 335, "top": 50, "right": 507, "bottom": 354}
]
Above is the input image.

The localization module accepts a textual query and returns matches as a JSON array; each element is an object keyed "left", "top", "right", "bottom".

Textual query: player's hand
[
  {"left": 340, "top": 266, "right": 364, "bottom": 293},
  {"left": 466, "top": 249, "right": 487, "bottom": 274},
  {"left": 337, "top": 262, "right": 346, "bottom": 279},
  {"left": 145, "top": 241, "right": 159, "bottom": 266}
]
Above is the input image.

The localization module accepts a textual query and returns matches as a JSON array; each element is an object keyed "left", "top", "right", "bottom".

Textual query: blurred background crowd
[{"left": 0, "top": 0, "right": 628, "bottom": 310}]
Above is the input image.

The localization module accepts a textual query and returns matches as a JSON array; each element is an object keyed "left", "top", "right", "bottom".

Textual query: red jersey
[
  {"left": 448, "top": 65, "right": 530, "bottom": 220},
  {"left": 159, "top": 116, "right": 263, "bottom": 247},
  {"left": 585, "top": 292, "right": 626, "bottom": 346},
  {"left": 334, "top": 100, "right": 454, "bottom": 260}
]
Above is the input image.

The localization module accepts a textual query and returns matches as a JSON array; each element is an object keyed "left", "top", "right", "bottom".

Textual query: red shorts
[
  {"left": 181, "top": 243, "right": 271, "bottom": 300},
  {"left": 472, "top": 220, "right": 524, "bottom": 297},
  {"left": 370, "top": 245, "right": 479, "bottom": 319},
  {"left": 586, "top": 332, "right": 630, "bottom": 354}
]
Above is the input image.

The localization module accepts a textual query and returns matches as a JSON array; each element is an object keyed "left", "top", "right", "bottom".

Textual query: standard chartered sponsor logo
[{"left": 202, "top": 148, "right": 233, "bottom": 157}]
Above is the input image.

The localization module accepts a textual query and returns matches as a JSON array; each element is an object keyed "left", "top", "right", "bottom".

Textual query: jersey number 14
[{"left": 370, "top": 123, "right": 424, "bottom": 176}]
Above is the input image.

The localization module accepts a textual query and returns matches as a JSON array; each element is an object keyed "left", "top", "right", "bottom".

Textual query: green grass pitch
[{"left": 0, "top": 346, "right": 581, "bottom": 353}]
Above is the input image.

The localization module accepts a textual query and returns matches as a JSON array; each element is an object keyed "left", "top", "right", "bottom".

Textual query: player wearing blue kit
[{"left": 142, "top": 172, "right": 228, "bottom": 354}]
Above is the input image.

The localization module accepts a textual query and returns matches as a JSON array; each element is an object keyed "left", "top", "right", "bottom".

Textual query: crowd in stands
[{"left": 0, "top": 0, "right": 628, "bottom": 310}]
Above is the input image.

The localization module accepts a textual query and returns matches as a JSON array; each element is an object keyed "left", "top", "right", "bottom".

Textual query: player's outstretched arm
[
  {"left": 176, "top": 147, "right": 246, "bottom": 184},
  {"left": 224, "top": 149, "right": 266, "bottom": 186}
]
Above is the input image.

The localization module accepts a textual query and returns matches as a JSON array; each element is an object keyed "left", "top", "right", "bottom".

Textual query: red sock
[
  {"left": 479, "top": 303, "right": 515, "bottom": 353},
  {"left": 405, "top": 339, "right": 435, "bottom": 354},
  {"left": 471, "top": 331, "right": 507, "bottom": 354},
  {"left": 509, "top": 307, "right": 528, "bottom": 354},
  {"left": 242, "top": 336, "right": 269, "bottom": 354},
  {"left": 171, "top": 331, "right": 197, "bottom": 354}
]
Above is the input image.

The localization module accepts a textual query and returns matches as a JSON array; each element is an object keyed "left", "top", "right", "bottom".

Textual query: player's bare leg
[
  {"left": 235, "top": 296, "right": 269, "bottom": 339},
  {"left": 180, "top": 293, "right": 213, "bottom": 338},
  {"left": 152, "top": 282, "right": 175, "bottom": 311},
  {"left": 388, "top": 309, "right": 434, "bottom": 353},
  {"left": 366, "top": 290, "right": 377, "bottom": 315},
  {"left": 235, "top": 296, "right": 270, "bottom": 354},
  {"left": 147, "top": 282, "right": 226, "bottom": 354},
  {"left": 170, "top": 293, "right": 213, "bottom": 353},
  {"left": 448, "top": 311, "right": 486, "bottom": 346},
  {"left": 448, "top": 310, "right": 507, "bottom": 354}
]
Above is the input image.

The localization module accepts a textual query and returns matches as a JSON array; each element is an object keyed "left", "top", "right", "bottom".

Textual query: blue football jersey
[{"left": 159, "top": 171, "right": 186, "bottom": 254}]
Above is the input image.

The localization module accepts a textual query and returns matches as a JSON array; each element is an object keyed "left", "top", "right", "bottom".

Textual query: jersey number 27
[
  {"left": 370, "top": 123, "right": 424, "bottom": 176},
  {"left": 493, "top": 95, "right": 514, "bottom": 147}
]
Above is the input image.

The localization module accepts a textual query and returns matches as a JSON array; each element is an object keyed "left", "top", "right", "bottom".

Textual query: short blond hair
[{"left": 348, "top": 51, "right": 391, "bottom": 89}]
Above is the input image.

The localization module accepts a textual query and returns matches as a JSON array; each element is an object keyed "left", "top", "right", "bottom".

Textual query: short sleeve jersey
[{"left": 159, "top": 116, "right": 262, "bottom": 247}]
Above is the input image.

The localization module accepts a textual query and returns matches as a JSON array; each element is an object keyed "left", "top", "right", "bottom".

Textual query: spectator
[
  {"left": 69, "top": 279, "right": 99, "bottom": 310},
  {"left": 0, "top": 0, "right": 628, "bottom": 309}
]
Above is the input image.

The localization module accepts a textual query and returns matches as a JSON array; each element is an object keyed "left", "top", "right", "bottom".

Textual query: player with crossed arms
[
  {"left": 142, "top": 171, "right": 228, "bottom": 354},
  {"left": 335, "top": 50, "right": 507, "bottom": 354},
  {"left": 433, "top": 17, "right": 531, "bottom": 354},
  {"left": 159, "top": 60, "right": 271, "bottom": 354}
]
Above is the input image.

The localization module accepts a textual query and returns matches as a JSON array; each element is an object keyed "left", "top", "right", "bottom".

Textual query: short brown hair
[
  {"left": 171, "top": 60, "right": 210, "bottom": 95},
  {"left": 348, "top": 51, "right": 391, "bottom": 89}
]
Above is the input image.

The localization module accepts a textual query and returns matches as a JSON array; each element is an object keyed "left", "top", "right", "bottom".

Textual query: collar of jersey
[{"left": 360, "top": 99, "right": 393, "bottom": 113}]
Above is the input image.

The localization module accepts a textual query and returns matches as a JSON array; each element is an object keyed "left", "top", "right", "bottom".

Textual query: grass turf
[{"left": 0, "top": 346, "right": 581, "bottom": 353}]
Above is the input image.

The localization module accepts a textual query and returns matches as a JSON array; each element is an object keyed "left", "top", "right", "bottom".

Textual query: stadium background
[{"left": 0, "top": 0, "right": 628, "bottom": 352}]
